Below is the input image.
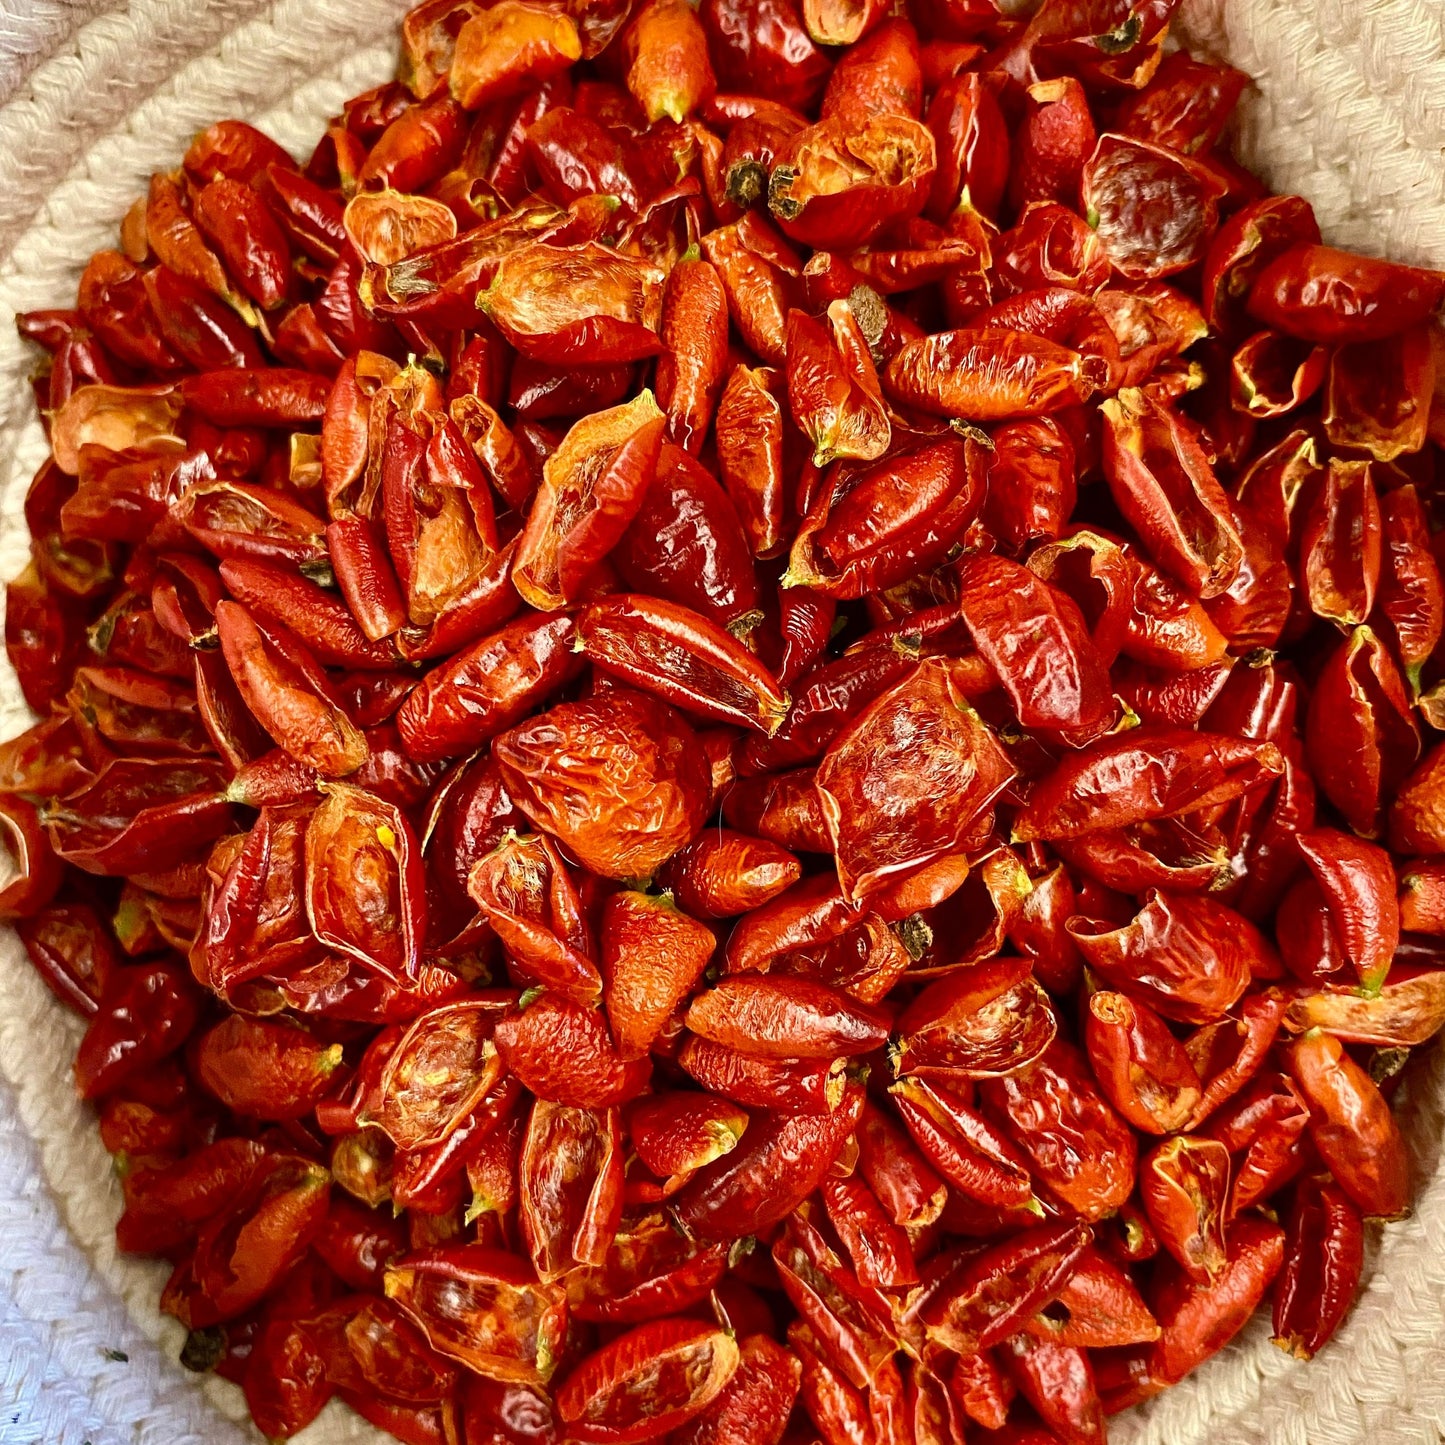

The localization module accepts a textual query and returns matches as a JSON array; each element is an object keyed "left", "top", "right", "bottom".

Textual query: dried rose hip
[{"left": 10, "top": 4, "right": 1442, "bottom": 1442}]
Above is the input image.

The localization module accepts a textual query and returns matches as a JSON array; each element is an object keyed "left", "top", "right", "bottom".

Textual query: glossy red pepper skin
[
  {"left": 786, "top": 433, "right": 988, "bottom": 601},
  {"left": 216, "top": 601, "right": 369, "bottom": 779},
  {"left": 714, "top": 363, "right": 789, "bottom": 559},
  {"left": 47, "top": 756, "right": 234, "bottom": 877},
  {"left": 17, "top": 902, "right": 119, "bottom": 1017},
  {"left": 603, "top": 889, "right": 715, "bottom": 1058},
  {"left": 701, "top": 216, "right": 804, "bottom": 367},
  {"left": 890, "top": 1075, "right": 1034, "bottom": 1210},
  {"left": 512, "top": 394, "right": 665, "bottom": 610},
  {"left": 1272, "top": 1172, "right": 1365, "bottom": 1362},
  {"left": 672, "top": 1332, "right": 800, "bottom": 1445},
  {"left": 1101, "top": 387, "right": 1244, "bottom": 600},
  {"left": 1144, "top": 1216, "right": 1286, "bottom": 1392},
  {"left": 576, "top": 593, "right": 787, "bottom": 734},
  {"left": 922, "top": 1221, "right": 1094, "bottom": 1357},
  {"left": 12, "top": 12, "right": 1445, "bottom": 1440},
  {"left": 1000, "top": 1333, "right": 1107, "bottom": 1445},
  {"left": 1287, "top": 1030, "right": 1411, "bottom": 1219},
  {"left": 1200, "top": 194, "right": 1321, "bottom": 335},
  {"left": 1305, "top": 626, "right": 1419, "bottom": 840},
  {"left": 816, "top": 657, "right": 1015, "bottom": 902},
  {"left": 73, "top": 961, "right": 201, "bottom": 1100},
  {"left": 1247, "top": 243, "right": 1445, "bottom": 343},
  {"left": 494, "top": 995, "right": 652, "bottom": 1109},
  {"left": 383, "top": 1244, "right": 569, "bottom": 1385},
  {"left": 672, "top": 1084, "right": 864, "bottom": 1240},
  {"left": 494, "top": 688, "right": 711, "bottom": 879},
  {"left": 979, "top": 1040, "right": 1137, "bottom": 1222},
  {"left": 958, "top": 553, "right": 1113, "bottom": 733},
  {"left": 926, "top": 71, "right": 1008, "bottom": 221},
  {"left": 1013, "top": 727, "right": 1285, "bottom": 843},
  {"left": 1084, "top": 990, "right": 1202, "bottom": 1135},
  {"left": 1299, "top": 457, "right": 1382, "bottom": 627},
  {"left": 397, "top": 613, "right": 580, "bottom": 763},
  {"left": 6, "top": 564, "right": 85, "bottom": 711},
  {"left": 677, "top": 1035, "right": 848, "bottom": 1115},
  {"left": 1082, "top": 134, "right": 1226, "bottom": 280},
  {"left": 1068, "top": 890, "right": 1266, "bottom": 1025},
  {"left": 885, "top": 327, "right": 1106, "bottom": 421},
  {"left": 161, "top": 1153, "right": 332, "bottom": 1327},
  {"left": 655, "top": 258, "right": 729, "bottom": 453},
  {"left": 701, "top": 0, "right": 830, "bottom": 112},
  {"left": 219, "top": 557, "right": 398, "bottom": 669},
  {"left": 1379, "top": 483, "right": 1445, "bottom": 689},
  {"left": 556, "top": 1317, "right": 741, "bottom": 1443},
  {"left": 687, "top": 973, "right": 890, "bottom": 1059}
]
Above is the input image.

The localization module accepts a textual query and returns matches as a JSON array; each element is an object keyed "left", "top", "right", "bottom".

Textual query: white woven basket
[{"left": 1, "top": 3, "right": 1444, "bottom": 1443}]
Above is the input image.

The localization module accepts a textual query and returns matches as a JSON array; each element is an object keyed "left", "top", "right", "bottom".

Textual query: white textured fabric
[{"left": 0, "top": 2, "right": 1443, "bottom": 1443}]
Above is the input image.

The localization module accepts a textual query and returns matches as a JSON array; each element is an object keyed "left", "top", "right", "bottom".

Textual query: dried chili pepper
[{"left": 9, "top": 8, "right": 1442, "bottom": 1442}]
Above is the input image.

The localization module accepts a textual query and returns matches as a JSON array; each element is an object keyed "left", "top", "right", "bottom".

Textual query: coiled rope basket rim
[{"left": 1, "top": 2, "right": 1444, "bottom": 1442}]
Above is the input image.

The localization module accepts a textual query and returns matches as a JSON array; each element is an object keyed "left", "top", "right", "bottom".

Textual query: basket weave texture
[{"left": 1, "top": 2, "right": 1444, "bottom": 1442}]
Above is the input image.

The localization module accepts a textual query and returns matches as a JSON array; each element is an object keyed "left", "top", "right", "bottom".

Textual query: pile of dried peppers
[{"left": 7, "top": 0, "right": 1445, "bottom": 1440}]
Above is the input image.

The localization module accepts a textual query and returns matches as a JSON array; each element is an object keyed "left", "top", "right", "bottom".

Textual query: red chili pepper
[
  {"left": 655, "top": 258, "right": 729, "bottom": 452},
  {"left": 702, "top": 0, "right": 830, "bottom": 111},
  {"left": 1014, "top": 726, "right": 1284, "bottom": 843},
  {"left": 890, "top": 1075, "right": 1034, "bottom": 1210},
  {"left": 13, "top": 13, "right": 1445, "bottom": 1440},
  {"left": 305, "top": 781, "right": 428, "bottom": 982},
  {"left": 1185, "top": 989, "right": 1291, "bottom": 1132},
  {"left": 602, "top": 888, "right": 715, "bottom": 1057},
  {"left": 396, "top": 612, "right": 580, "bottom": 763},
  {"left": 786, "top": 433, "right": 988, "bottom": 599},
  {"left": 1084, "top": 990, "right": 1202, "bottom": 1134},
  {"left": 1146, "top": 1215, "right": 1285, "bottom": 1389},
  {"left": 1081, "top": 134, "right": 1226, "bottom": 280},
  {"left": 73, "top": 957, "right": 202, "bottom": 1101},
  {"left": 1272, "top": 1172, "right": 1365, "bottom": 1362},
  {"left": 1247, "top": 243, "right": 1445, "bottom": 344},
  {"left": 1101, "top": 386, "right": 1245, "bottom": 599},
  {"left": 46, "top": 756, "right": 234, "bottom": 876},
  {"left": 519, "top": 1096, "right": 623, "bottom": 1279},
  {"left": 992, "top": 200, "right": 1110, "bottom": 298},
  {"left": 384, "top": 1243, "right": 569, "bottom": 1384},
  {"left": 556, "top": 1317, "right": 740, "bottom": 1442},
  {"left": 979, "top": 1040, "right": 1136, "bottom": 1221},
  {"left": 1305, "top": 625, "right": 1419, "bottom": 839},
  {"left": 494, "top": 688, "right": 711, "bottom": 878},
  {"left": 495, "top": 994, "right": 652, "bottom": 1109},
  {"left": 512, "top": 394, "right": 665, "bottom": 609},
  {"left": 578, "top": 593, "right": 787, "bottom": 734},
  {"left": 672, "top": 1332, "right": 800, "bottom": 1445},
  {"left": 1026, "top": 1245, "right": 1161, "bottom": 1348},
  {"left": 448, "top": 2, "right": 583, "bottom": 110},
  {"left": 672, "top": 1084, "right": 863, "bottom": 1240},
  {"left": 885, "top": 327, "right": 1107, "bottom": 420},
  {"left": 16, "top": 902, "right": 118, "bottom": 1016},
  {"left": 926, "top": 71, "right": 1008, "bottom": 221},
  {"left": 216, "top": 601, "right": 368, "bottom": 778},
  {"left": 1287, "top": 963, "right": 1445, "bottom": 1047},
  {"left": 181, "top": 368, "right": 332, "bottom": 427},
  {"left": 677, "top": 1035, "right": 848, "bottom": 1115},
  {"left": 1288, "top": 1029, "right": 1411, "bottom": 1219},
  {"left": 1068, "top": 890, "right": 1266, "bottom": 1024},
  {"left": 923, "top": 1220, "right": 1094, "bottom": 1357}
]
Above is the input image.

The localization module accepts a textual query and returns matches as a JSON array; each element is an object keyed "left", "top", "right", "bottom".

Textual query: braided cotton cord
[
  {"left": 0, "top": 2, "right": 1443, "bottom": 1442},
  {"left": 1178, "top": 0, "right": 1445, "bottom": 267}
]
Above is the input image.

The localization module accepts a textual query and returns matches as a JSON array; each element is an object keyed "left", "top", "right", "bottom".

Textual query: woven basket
[{"left": 1, "top": 3, "right": 1444, "bottom": 1443}]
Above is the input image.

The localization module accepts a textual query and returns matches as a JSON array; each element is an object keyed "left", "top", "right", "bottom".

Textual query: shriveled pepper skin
[{"left": 10, "top": 6, "right": 1444, "bottom": 1443}]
